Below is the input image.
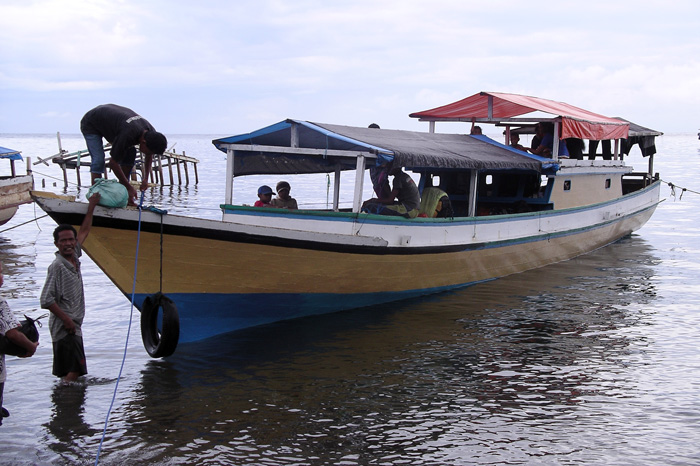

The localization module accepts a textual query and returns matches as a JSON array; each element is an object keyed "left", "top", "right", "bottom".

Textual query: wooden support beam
[
  {"left": 184, "top": 159, "right": 190, "bottom": 186},
  {"left": 167, "top": 155, "right": 175, "bottom": 185}
]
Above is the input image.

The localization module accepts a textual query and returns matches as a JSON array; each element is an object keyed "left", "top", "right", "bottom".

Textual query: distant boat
[
  {"left": 1, "top": 146, "right": 33, "bottom": 226},
  {"left": 32, "top": 91, "right": 662, "bottom": 357}
]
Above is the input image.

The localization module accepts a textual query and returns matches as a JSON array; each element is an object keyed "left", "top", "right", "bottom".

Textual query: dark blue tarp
[
  {"left": 213, "top": 120, "right": 559, "bottom": 177},
  {"left": 0, "top": 146, "right": 22, "bottom": 161}
]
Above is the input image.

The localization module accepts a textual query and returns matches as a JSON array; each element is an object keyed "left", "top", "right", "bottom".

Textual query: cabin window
[
  {"left": 432, "top": 175, "right": 441, "bottom": 187},
  {"left": 563, "top": 180, "right": 571, "bottom": 191},
  {"left": 605, "top": 178, "right": 611, "bottom": 189},
  {"left": 485, "top": 174, "right": 493, "bottom": 185}
]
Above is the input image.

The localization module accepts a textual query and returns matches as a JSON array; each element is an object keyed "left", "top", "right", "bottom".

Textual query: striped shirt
[
  {"left": 0, "top": 297, "right": 21, "bottom": 383},
  {"left": 40, "top": 243, "right": 85, "bottom": 341}
]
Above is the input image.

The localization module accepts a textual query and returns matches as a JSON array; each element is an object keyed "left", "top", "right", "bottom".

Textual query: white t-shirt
[{"left": 0, "top": 297, "right": 21, "bottom": 383}]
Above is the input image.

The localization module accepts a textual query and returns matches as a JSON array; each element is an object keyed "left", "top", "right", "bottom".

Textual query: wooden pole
[
  {"left": 158, "top": 155, "right": 165, "bottom": 185},
  {"left": 62, "top": 162, "right": 68, "bottom": 189},
  {"left": 184, "top": 158, "right": 190, "bottom": 186},
  {"left": 167, "top": 155, "right": 174, "bottom": 185}
]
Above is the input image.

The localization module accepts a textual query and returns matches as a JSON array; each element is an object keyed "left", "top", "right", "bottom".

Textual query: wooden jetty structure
[{"left": 34, "top": 132, "right": 199, "bottom": 189}]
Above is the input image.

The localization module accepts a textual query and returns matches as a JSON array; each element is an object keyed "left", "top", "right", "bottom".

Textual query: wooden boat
[
  {"left": 1, "top": 146, "right": 33, "bottom": 226},
  {"left": 31, "top": 92, "right": 662, "bottom": 357}
]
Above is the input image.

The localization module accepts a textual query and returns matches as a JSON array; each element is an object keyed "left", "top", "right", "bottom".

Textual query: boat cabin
[{"left": 213, "top": 92, "right": 660, "bottom": 222}]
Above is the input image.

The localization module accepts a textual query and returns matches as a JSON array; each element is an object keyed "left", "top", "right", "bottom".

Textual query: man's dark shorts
[{"left": 52, "top": 334, "right": 87, "bottom": 378}]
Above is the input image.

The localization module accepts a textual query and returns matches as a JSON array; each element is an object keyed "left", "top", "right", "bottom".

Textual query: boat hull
[
  {"left": 0, "top": 174, "right": 33, "bottom": 226},
  {"left": 32, "top": 182, "right": 660, "bottom": 344}
]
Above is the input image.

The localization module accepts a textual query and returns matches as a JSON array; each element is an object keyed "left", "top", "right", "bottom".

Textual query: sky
[{"left": 1, "top": 0, "right": 700, "bottom": 137}]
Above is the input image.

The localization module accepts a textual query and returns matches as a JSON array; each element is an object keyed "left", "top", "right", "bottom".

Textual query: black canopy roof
[{"left": 213, "top": 120, "right": 558, "bottom": 176}]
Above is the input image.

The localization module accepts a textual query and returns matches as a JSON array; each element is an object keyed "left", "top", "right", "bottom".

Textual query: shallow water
[{"left": 1, "top": 133, "right": 699, "bottom": 465}]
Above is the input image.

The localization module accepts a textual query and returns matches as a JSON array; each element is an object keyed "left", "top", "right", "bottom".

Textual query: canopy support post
[
  {"left": 291, "top": 122, "right": 299, "bottom": 148},
  {"left": 352, "top": 154, "right": 366, "bottom": 213},
  {"left": 333, "top": 166, "right": 341, "bottom": 211},
  {"left": 468, "top": 170, "right": 478, "bottom": 217},
  {"left": 552, "top": 121, "right": 560, "bottom": 162},
  {"left": 225, "top": 148, "right": 234, "bottom": 206}
]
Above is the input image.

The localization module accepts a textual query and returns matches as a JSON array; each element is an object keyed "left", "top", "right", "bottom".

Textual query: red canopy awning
[{"left": 409, "top": 92, "right": 629, "bottom": 140}]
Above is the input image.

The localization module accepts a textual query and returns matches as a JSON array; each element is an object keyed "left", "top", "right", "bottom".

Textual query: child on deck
[
  {"left": 271, "top": 181, "right": 298, "bottom": 209},
  {"left": 254, "top": 185, "right": 276, "bottom": 207}
]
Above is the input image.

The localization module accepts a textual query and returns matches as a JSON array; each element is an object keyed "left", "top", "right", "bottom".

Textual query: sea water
[{"left": 0, "top": 133, "right": 699, "bottom": 465}]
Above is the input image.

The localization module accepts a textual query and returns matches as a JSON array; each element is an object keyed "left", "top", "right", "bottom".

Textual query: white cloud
[{"left": 1, "top": 0, "right": 700, "bottom": 133}]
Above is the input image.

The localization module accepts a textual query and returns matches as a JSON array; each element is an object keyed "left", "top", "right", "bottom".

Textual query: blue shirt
[{"left": 541, "top": 133, "right": 569, "bottom": 157}]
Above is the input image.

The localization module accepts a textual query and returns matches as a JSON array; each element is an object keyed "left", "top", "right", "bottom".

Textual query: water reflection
[
  {"left": 44, "top": 383, "right": 98, "bottom": 460},
  {"left": 98, "top": 235, "right": 662, "bottom": 465}
]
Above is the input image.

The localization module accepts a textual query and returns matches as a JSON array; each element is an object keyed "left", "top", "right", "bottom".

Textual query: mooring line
[
  {"left": 94, "top": 191, "right": 145, "bottom": 465},
  {"left": 0, "top": 214, "right": 49, "bottom": 233},
  {"left": 661, "top": 179, "right": 700, "bottom": 200}
]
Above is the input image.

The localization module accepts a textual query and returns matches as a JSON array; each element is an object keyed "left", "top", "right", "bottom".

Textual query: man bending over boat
[
  {"left": 80, "top": 104, "right": 167, "bottom": 205},
  {"left": 362, "top": 164, "right": 421, "bottom": 218}
]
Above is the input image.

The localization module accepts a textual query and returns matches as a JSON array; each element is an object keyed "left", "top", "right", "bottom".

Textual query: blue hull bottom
[{"left": 132, "top": 284, "right": 478, "bottom": 344}]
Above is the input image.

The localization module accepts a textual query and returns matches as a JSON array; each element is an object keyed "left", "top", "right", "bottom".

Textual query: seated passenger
[
  {"left": 470, "top": 117, "right": 482, "bottom": 135},
  {"left": 530, "top": 122, "right": 569, "bottom": 158},
  {"left": 509, "top": 133, "right": 527, "bottom": 151},
  {"left": 369, "top": 164, "right": 392, "bottom": 199},
  {"left": 271, "top": 181, "right": 298, "bottom": 209},
  {"left": 418, "top": 187, "right": 454, "bottom": 218},
  {"left": 362, "top": 164, "right": 421, "bottom": 218},
  {"left": 254, "top": 185, "right": 275, "bottom": 207}
]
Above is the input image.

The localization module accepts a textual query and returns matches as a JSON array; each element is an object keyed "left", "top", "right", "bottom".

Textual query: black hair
[
  {"left": 53, "top": 224, "right": 77, "bottom": 242},
  {"left": 144, "top": 131, "right": 168, "bottom": 155},
  {"left": 541, "top": 122, "right": 554, "bottom": 134}
]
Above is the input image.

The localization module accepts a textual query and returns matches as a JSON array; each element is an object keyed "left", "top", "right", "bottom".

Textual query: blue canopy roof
[{"left": 0, "top": 146, "right": 23, "bottom": 161}]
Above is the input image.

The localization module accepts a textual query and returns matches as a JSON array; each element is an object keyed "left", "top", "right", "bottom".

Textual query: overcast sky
[{"left": 1, "top": 0, "right": 699, "bottom": 136}]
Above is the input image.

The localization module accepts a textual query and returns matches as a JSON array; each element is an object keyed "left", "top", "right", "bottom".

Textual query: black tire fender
[{"left": 140, "top": 292, "right": 180, "bottom": 358}]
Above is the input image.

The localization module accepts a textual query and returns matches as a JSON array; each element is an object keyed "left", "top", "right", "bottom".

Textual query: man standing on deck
[
  {"left": 80, "top": 104, "right": 167, "bottom": 205},
  {"left": 40, "top": 194, "right": 100, "bottom": 383}
]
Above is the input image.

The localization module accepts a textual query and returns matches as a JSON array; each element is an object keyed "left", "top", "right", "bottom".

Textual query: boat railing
[
  {"left": 621, "top": 172, "right": 657, "bottom": 194},
  {"left": 34, "top": 132, "right": 200, "bottom": 190}
]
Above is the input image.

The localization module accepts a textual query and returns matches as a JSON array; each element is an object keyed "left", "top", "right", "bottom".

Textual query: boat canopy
[
  {"left": 213, "top": 119, "right": 558, "bottom": 177},
  {"left": 614, "top": 118, "right": 663, "bottom": 157},
  {"left": 409, "top": 91, "right": 629, "bottom": 141},
  {"left": 0, "top": 146, "right": 22, "bottom": 161}
]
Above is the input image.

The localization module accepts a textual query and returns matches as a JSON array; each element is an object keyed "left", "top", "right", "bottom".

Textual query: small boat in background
[
  {"left": 32, "top": 91, "right": 663, "bottom": 357},
  {"left": 0, "top": 146, "right": 33, "bottom": 226}
]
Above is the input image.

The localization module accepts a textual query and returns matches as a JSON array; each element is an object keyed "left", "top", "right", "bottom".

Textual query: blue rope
[{"left": 94, "top": 191, "right": 145, "bottom": 465}]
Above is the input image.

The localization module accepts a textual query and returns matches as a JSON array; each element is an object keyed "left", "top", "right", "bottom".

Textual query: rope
[
  {"left": 159, "top": 213, "right": 164, "bottom": 293},
  {"left": 94, "top": 191, "right": 146, "bottom": 465},
  {"left": 660, "top": 179, "right": 700, "bottom": 200},
  {"left": 0, "top": 214, "right": 49, "bottom": 233}
]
